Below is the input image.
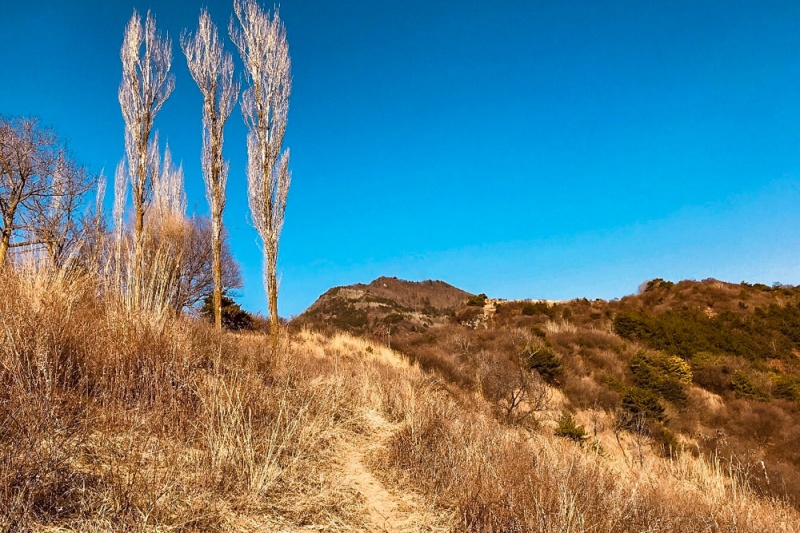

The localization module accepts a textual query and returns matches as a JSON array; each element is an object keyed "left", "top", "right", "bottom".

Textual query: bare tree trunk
[
  {"left": 267, "top": 249, "right": 279, "bottom": 353},
  {"left": 0, "top": 203, "right": 20, "bottom": 265},
  {"left": 212, "top": 217, "right": 223, "bottom": 330},
  {"left": 0, "top": 232, "right": 9, "bottom": 265},
  {"left": 133, "top": 201, "right": 145, "bottom": 306}
]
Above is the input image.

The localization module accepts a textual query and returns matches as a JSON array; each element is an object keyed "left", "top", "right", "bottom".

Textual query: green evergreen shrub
[
  {"left": 522, "top": 301, "right": 551, "bottom": 317},
  {"left": 523, "top": 345, "right": 561, "bottom": 384},
  {"left": 200, "top": 294, "right": 255, "bottom": 331},
  {"left": 773, "top": 375, "right": 800, "bottom": 402},
  {"left": 554, "top": 411, "right": 587, "bottom": 443},
  {"left": 630, "top": 351, "right": 691, "bottom": 406},
  {"left": 621, "top": 387, "right": 667, "bottom": 422},
  {"left": 731, "top": 371, "right": 769, "bottom": 401},
  {"left": 467, "top": 293, "right": 488, "bottom": 307}
]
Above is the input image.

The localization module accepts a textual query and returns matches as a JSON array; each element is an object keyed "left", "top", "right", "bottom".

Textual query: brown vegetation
[
  {"left": 298, "top": 276, "right": 800, "bottom": 512},
  {"left": 2, "top": 264, "right": 799, "bottom": 530},
  {"left": 0, "top": 264, "right": 437, "bottom": 530}
]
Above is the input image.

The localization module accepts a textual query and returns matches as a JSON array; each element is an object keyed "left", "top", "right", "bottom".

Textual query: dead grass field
[{"left": 1, "top": 265, "right": 799, "bottom": 531}]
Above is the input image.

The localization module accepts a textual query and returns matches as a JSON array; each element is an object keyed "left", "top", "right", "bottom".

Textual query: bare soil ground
[{"left": 338, "top": 409, "right": 442, "bottom": 532}]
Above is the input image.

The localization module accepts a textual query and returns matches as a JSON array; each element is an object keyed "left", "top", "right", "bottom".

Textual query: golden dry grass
[
  {"left": 1, "top": 264, "right": 799, "bottom": 531},
  {"left": 381, "top": 386, "right": 800, "bottom": 532}
]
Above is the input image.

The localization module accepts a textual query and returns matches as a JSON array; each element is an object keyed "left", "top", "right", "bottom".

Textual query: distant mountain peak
[{"left": 293, "top": 276, "right": 472, "bottom": 334}]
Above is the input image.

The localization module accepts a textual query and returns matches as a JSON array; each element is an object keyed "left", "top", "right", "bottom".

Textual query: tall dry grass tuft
[
  {"left": 544, "top": 318, "right": 578, "bottom": 334},
  {"left": 107, "top": 233, "right": 184, "bottom": 325}
]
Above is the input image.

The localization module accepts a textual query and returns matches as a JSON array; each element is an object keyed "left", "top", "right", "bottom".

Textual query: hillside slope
[
  {"left": 3, "top": 266, "right": 800, "bottom": 531},
  {"left": 296, "top": 276, "right": 800, "bottom": 508}
]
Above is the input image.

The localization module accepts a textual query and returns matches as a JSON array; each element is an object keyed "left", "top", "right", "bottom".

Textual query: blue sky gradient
[{"left": 2, "top": 1, "right": 800, "bottom": 316}]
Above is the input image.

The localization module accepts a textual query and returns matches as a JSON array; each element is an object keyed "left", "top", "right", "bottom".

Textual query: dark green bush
[
  {"left": 467, "top": 293, "right": 488, "bottom": 307},
  {"left": 643, "top": 278, "right": 674, "bottom": 292},
  {"left": 773, "top": 375, "right": 800, "bottom": 402},
  {"left": 629, "top": 352, "right": 691, "bottom": 406},
  {"left": 731, "top": 371, "right": 769, "bottom": 401},
  {"left": 524, "top": 345, "right": 561, "bottom": 384},
  {"left": 621, "top": 387, "right": 666, "bottom": 422},
  {"left": 200, "top": 294, "right": 255, "bottom": 331},
  {"left": 522, "top": 301, "right": 552, "bottom": 317}
]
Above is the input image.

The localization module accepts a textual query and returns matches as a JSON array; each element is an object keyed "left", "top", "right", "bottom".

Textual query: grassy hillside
[
  {"left": 297, "top": 276, "right": 800, "bottom": 510},
  {"left": 2, "top": 266, "right": 800, "bottom": 531}
]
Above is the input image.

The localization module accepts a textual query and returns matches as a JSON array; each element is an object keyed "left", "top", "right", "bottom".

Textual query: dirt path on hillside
[{"left": 339, "top": 410, "right": 442, "bottom": 532}]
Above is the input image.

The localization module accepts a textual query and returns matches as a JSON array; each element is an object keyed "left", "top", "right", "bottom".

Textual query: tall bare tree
[
  {"left": 182, "top": 8, "right": 238, "bottom": 330},
  {"left": 112, "top": 159, "right": 128, "bottom": 289},
  {"left": 0, "top": 116, "right": 95, "bottom": 267},
  {"left": 118, "top": 9, "right": 174, "bottom": 304},
  {"left": 230, "top": 0, "right": 292, "bottom": 351}
]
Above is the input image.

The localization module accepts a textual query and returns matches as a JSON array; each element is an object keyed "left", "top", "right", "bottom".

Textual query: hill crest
[{"left": 293, "top": 276, "right": 472, "bottom": 334}]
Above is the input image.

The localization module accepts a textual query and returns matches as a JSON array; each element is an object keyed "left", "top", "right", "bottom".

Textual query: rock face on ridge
[{"left": 292, "top": 276, "right": 472, "bottom": 335}]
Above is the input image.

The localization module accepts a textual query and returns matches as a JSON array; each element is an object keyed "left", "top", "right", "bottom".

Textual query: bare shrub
[
  {"left": 544, "top": 318, "right": 578, "bottom": 334},
  {"left": 479, "top": 348, "right": 553, "bottom": 425}
]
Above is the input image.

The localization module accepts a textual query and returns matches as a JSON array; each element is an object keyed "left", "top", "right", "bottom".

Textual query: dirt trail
[{"left": 340, "top": 409, "right": 440, "bottom": 532}]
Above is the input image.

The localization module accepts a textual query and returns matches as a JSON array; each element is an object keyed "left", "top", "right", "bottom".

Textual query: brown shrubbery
[{"left": 354, "top": 278, "right": 800, "bottom": 510}]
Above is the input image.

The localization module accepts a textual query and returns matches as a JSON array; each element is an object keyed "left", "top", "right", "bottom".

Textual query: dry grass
[
  {"left": 0, "top": 264, "right": 367, "bottom": 530},
  {"left": 1, "top": 263, "right": 799, "bottom": 531},
  {"left": 544, "top": 319, "right": 579, "bottom": 334},
  {"left": 381, "top": 383, "right": 800, "bottom": 532}
]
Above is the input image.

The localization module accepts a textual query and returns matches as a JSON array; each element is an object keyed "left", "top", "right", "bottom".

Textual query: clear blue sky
[{"left": 3, "top": 0, "right": 800, "bottom": 316}]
